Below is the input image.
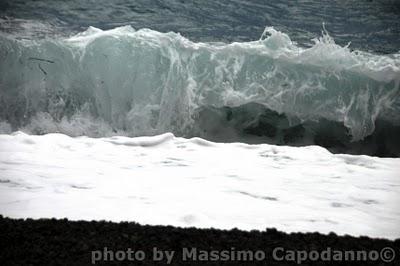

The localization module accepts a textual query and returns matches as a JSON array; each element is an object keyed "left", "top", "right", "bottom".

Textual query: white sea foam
[{"left": 0, "top": 132, "right": 399, "bottom": 239}]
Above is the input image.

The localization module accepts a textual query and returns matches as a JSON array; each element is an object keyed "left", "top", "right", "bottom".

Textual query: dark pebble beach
[{"left": 1, "top": 216, "right": 399, "bottom": 265}]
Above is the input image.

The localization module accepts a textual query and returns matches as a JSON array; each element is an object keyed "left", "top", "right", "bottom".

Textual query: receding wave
[{"left": 0, "top": 26, "right": 399, "bottom": 156}]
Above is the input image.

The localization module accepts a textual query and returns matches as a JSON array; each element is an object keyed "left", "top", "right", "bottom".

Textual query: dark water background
[{"left": 1, "top": 0, "right": 400, "bottom": 53}]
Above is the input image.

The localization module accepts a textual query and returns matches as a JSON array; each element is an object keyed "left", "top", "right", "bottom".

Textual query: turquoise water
[{"left": 0, "top": 0, "right": 399, "bottom": 156}]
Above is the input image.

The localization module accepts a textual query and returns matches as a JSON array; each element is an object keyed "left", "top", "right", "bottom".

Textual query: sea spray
[{"left": 0, "top": 26, "right": 399, "bottom": 144}]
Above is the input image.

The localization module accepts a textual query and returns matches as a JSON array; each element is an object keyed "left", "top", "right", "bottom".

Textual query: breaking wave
[{"left": 0, "top": 26, "right": 399, "bottom": 155}]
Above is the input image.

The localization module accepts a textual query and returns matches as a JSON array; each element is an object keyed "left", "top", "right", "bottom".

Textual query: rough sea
[{"left": 0, "top": 0, "right": 399, "bottom": 239}]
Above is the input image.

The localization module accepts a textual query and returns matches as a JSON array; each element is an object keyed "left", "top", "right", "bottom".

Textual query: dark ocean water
[
  {"left": 1, "top": 0, "right": 400, "bottom": 53},
  {"left": 0, "top": 0, "right": 400, "bottom": 156}
]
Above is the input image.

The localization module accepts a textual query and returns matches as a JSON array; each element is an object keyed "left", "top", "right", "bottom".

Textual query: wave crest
[{"left": 0, "top": 26, "right": 399, "bottom": 144}]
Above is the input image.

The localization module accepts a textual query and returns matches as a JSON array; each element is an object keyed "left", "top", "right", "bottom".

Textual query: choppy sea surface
[
  {"left": 1, "top": 0, "right": 400, "bottom": 53},
  {"left": 0, "top": 0, "right": 399, "bottom": 238}
]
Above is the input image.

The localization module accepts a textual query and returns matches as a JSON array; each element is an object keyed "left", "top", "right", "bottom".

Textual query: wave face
[{"left": 1, "top": 26, "right": 400, "bottom": 156}]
